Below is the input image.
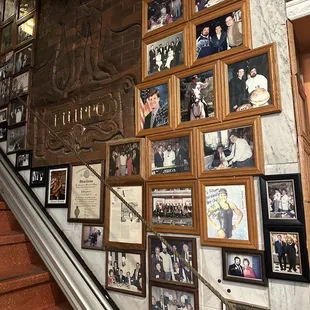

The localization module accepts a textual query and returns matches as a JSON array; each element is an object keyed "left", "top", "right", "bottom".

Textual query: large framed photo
[
  {"left": 15, "top": 150, "right": 32, "bottom": 171},
  {"left": 104, "top": 183, "right": 145, "bottom": 250},
  {"left": 68, "top": 162, "right": 104, "bottom": 223},
  {"left": 0, "top": 78, "right": 11, "bottom": 105},
  {"left": 173, "top": 61, "right": 221, "bottom": 129},
  {"left": 17, "top": 17, "right": 35, "bottom": 45},
  {"left": 264, "top": 227, "right": 309, "bottom": 282},
  {"left": 14, "top": 44, "right": 33, "bottom": 74},
  {"left": 146, "top": 129, "right": 196, "bottom": 181},
  {"left": 45, "top": 165, "right": 70, "bottom": 208},
  {"left": 197, "top": 116, "right": 264, "bottom": 177},
  {"left": 148, "top": 236, "right": 197, "bottom": 288},
  {"left": 30, "top": 167, "right": 47, "bottom": 187},
  {"left": 259, "top": 174, "right": 305, "bottom": 226},
  {"left": 0, "top": 107, "right": 8, "bottom": 123},
  {"left": 142, "top": 24, "right": 190, "bottom": 81},
  {"left": 150, "top": 284, "right": 198, "bottom": 310},
  {"left": 146, "top": 180, "right": 199, "bottom": 235},
  {"left": 11, "top": 71, "right": 30, "bottom": 98},
  {"left": 222, "top": 248, "right": 267, "bottom": 286},
  {"left": 199, "top": 177, "right": 258, "bottom": 249},
  {"left": 106, "top": 249, "right": 146, "bottom": 297},
  {"left": 135, "top": 77, "right": 174, "bottom": 136},
  {"left": 8, "top": 96, "right": 28, "bottom": 127},
  {"left": 81, "top": 224, "right": 104, "bottom": 251},
  {"left": 223, "top": 43, "right": 281, "bottom": 120},
  {"left": 7, "top": 125, "right": 27, "bottom": 154},
  {"left": 190, "top": 0, "right": 251, "bottom": 67},
  {"left": 0, "top": 122, "right": 8, "bottom": 142},
  {"left": 106, "top": 138, "right": 145, "bottom": 181}
]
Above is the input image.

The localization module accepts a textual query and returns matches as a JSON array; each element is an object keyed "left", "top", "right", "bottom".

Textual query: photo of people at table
[
  {"left": 203, "top": 125, "right": 254, "bottom": 171},
  {"left": 196, "top": 10, "right": 242, "bottom": 59},
  {"left": 228, "top": 53, "right": 270, "bottom": 112}
]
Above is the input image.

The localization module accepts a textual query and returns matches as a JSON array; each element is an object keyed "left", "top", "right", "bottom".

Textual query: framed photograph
[
  {"left": 106, "top": 138, "right": 145, "bottom": 181},
  {"left": 15, "top": 150, "right": 32, "bottom": 170},
  {"left": 0, "top": 122, "right": 8, "bottom": 141},
  {"left": 0, "top": 78, "right": 11, "bottom": 105},
  {"left": 199, "top": 176, "right": 258, "bottom": 249},
  {"left": 104, "top": 183, "right": 145, "bottom": 250},
  {"left": 30, "top": 167, "right": 47, "bottom": 187},
  {"left": 7, "top": 125, "right": 26, "bottom": 154},
  {"left": 264, "top": 227, "right": 309, "bottom": 282},
  {"left": 150, "top": 283, "right": 198, "bottom": 310},
  {"left": 173, "top": 61, "right": 221, "bottom": 129},
  {"left": 14, "top": 44, "right": 33, "bottom": 74},
  {"left": 197, "top": 116, "right": 264, "bottom": 177},
  {"left": 146, "top": 180, "right": 199, "bottom": 234},
  {"left": 81, "top": 224, "right": 104, "bottom": 251},
  {"left": 68, "top": 162, "right": 104, "bottom": 223},
  {"left": 222, "top": 300, "right": 270, "bottom": 310},
  {"left": 190, "top": 0, "right": 251, "bottom": 67},
  {"left": 106, "top": 249, "right": 146, "bottom": 297},
  {"left": 11, "top": 71, "right": 30, "bottom": 98},
  {"left": 45, "top": 165, "right": 70, "bottom": 208},
  {"left": 8, "top": 96, "right": 28, "bottom": 127},
  {"left": 3, "top": 0, "right": 15, "bottom": 21},
  {"left": 260, "top": 174, "right": 305, "bottom": 226},
  {"left": 1, "top": 23, "right": 13, "bottom": 53},
  {"left": 0, "top": 51, "right": 14, "bottom": 79},
  {"left": 17, "top": 16, "right": 35, "bottom": 44},
  {"left": 0, "top": 107, "right": 8, "bottom": 123},
  {"left": 192, "top": 0, "right": 240, "bottom": 17},
  {"left": 135, "top": 77, "right": 174, "bottom": 136},
  {"left": 142, "top": 24, "right": 190, "bottom": 81},
  {"left": 148, "top": 235, "right": 197, "bottom": 288},
  {"left": 146, "top": 129, "right": 196, "bottom": 181},
  {"left": 222, "top": 248, "right": 267, "bottom": 286},
  {"left": 18, "top": 0, "right": 36, "bottom": 19}
]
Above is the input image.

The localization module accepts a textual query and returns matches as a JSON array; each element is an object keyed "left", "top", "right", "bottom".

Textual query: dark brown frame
[
  {"left": 15, "top": 148, "right": 31, "bottom": 170},
  {"left": 13, "top": 43, "right": 32, "bottom": 74},
  {"left": 10, "top": 68, "right": 31, "bottom": 98},
  {"left": 30, "top": 166, "right": 47, "bottom": 187},
  {"left": 8, "top": 94, "right": 28, "bottom": 127},
  {"left": 81, "top": 223, "right": 105, "bottom": 251},
  {"left": 6, "top": 123, "right": 27, "bottom": 154}
]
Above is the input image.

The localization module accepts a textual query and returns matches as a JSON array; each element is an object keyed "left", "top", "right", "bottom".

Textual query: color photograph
[
  {"left": 195, "top": 0, "right": 225, "bottom": 12},
  {"left": 81, "top": 224, "right": 104, "bottom": 250}
]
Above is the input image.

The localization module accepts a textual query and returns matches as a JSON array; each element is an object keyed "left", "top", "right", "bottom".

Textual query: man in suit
[
  {"left": 212, "top": 144, "right": 231, "bottom": 168},
  {"left": 149, "top": 45, "right": 156, "bottom": 73},
  {"left": 154, "top": 145, "right": 164, "bottom": 168},
  {"left": 156, "top": 295, "right": 168, "bottom": 310},
  {"left": 175, "top": 37, "right": 182, "bottom": 65},
  {"left": 171, "top": 245, "right": 180, "bottom": 265},
  {"left": 180, "top": 243, "right": 192, "bottom": 282},
  {"left": 228, "top": 256, "right": 244, "bottom": 277},
  {"left": 109, "top": 150, "right": 117, "bottom": 176},
  {"left": 144, "top": 89, "right": 166, "bottom": 129},
  {"left": 132, "top": 262, "right": 143, "bottom": 290},
  {"left": 125, "top": 271, "right": 133, "bottom": 286},
  {"left": 151, "top": 246, "right": 164, "bottom": 275},
  {"left": 175, "top": 142, "right": 187, "bottom": 172},
  {"left": 212, "top": 24, "right": 227, "bottom": 53},
  {"left": 274, "top": 235, "right": 287, "bottom": 271},
  {"left": 116, "top": 269, "right": 125, "bottom": 284}
]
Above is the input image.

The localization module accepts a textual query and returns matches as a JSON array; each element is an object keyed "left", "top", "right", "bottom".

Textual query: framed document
[{"left": 68, "top": 162, "right": 104, "bottom": 223}]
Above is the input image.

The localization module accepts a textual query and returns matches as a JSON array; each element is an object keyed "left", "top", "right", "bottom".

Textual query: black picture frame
[
  {"left": 0, "top": 121, "right": 8, "bottom": 141},
  {"left": 222, "top": 248, "right": 267, "bottom": 286},
  {"left": 264, "top": 226, "right": 309, "bottom": 282},
  {"left": 30, "top": 167, "right": 47, "bottom": 187},
  {"left": 15, "top": 150, "right": 32, "bottom": 171},
  {"left": 259, "top": 174, "right": 305, "bottom": 226}
]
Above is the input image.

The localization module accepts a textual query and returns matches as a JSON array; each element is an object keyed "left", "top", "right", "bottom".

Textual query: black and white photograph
[
  {"left": 11, "top": 71, "right": 29, "bottom": 97},
  {"left": 0, "top": 78, "right": 11, "bottom": 105},
  {"left": 3, "top": 0, "right": 15, "bottom": 21},
  {"left": 0, "top": 51, "right": 14, "bottom": 79},
  {"left": 196, "top": 10, "right": 242, "bottom": 59},
  {"left": 147, "top": 32, "right": 184, "bottom": 75},
  {"left": 14, "top": 45, "right": 32, "bottom": 74},
  {"left": 1, "top": 23, "right": 13, "bottom": 53},
  {"left": 9, "top": 97, "right": 27, "bottom": 126},
  {"left": 30, "top": 167, "right": 46, "bottom": 187},
  {"left": 0, "top": 107, "right": 8, "bottom": 123},
  {"left": 19, "top": 0, "right": 36, "bottom": 18},
  {"left": 147, "top": 0, "right": 183, "bottom": 32},
  {"left": 81, "top": 224, "right": 104, "bottom": 250},
  {"left": 17, "top": 17, "right": 35, "bottom": 44},
  {"left": 15, "top": 150, "right": 32, "bottom": 170},
  {"left": 7, "top": 125, "right": 26, "bottom": 153},
  {"left": 195, "top": 0, "right": 225, "bottom": 12},
  {"left": 0, "top": 122, "right": 8, "bottom": 142}
]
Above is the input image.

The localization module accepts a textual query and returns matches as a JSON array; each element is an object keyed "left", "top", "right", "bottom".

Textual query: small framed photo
[
  {"left": 146, "top": 129, "right": 196, "bottom": 181},
  {"left": 3, "top": 0, "right": 15, "bottom": 22},
  {"left": 104, "top": 183, "right": 145, "bottom": 250},
  {"left": 192, "top": 0, "right": 238, "bottom": 17},
  {"left": 197, "top": 116, "right": 264, "bottom": 177},
  {"left": 1, "top": 23, "right": 13, "bottom": 53},
  {"left": 135, "top": 77, "right": 174, "bottom": 136},
  {"left": 8, "top": 96, "right": 28, "bottom": 127},
  {"left": 106, "top": 138, "right": 145, "bottom": 181},
  {"left": 173, "top": 61, "right": 221, "bottom": 129},
  {"left": 15, "top": 150, "right": 32, "bottom": 171},
  {"left": 18, "top": 0, "right": 36, "bottom": 19},
  {"left": 148, "top": 235, "right": 197, "bottom": 288},
  {"left": 0, "top": 107, "right": 8, "bottom": 123},
  {"left": 106, "top": 249, "right": 146, "bottom": 297},
  {"left": 81, "top": 224, "right": 104, "bottom": 251},
  {"left": 30, "top": 167, "right": 47, "bottom": 187},
  {"left": 142, "top": 24, "right": 190, "bottom": 81},
  {"left": 45, "top": 165, "right": 70, "bottom": 208},
  {"left": 259, "top": 174, "right": 305, "bottom": 226},
  {"left": 0, "top": 51, "right": 14, "bottom": 79},
  {"left": 222, "top": 300, "right": 270, "bottom": 310},
  {"left": 222, "top": 248, "right": 267, "bottom": 286},
  {"left": 150, "top": 283, "right": 198, "bottom": 310},
  {"left": 17, "top": 17, "right": 35, "bottom": 44},
  {"left": 199, "top": 176, "right": 258, "bottom": 249},
  {"left": 14, "top": 44, "right": 33, "bottom": 74},
  {"left": 11, "top": 71, "right": 30, "bottom": 98},
  {"left": 7, "top": 125, "right": 26, "bottom": 154},
  {"left": 0, "top": 122, "right": 8, "bottom": 141},
  {"left": 190, "top": 0, "right": 251, "bottom": 67},
  {"left": 146, "top": 180, "right": 199, "bottom": 235},
  {"left": 0, "top": 78, "right": 11, "bottom": 105},
  {"left": 264, "top": 227, "right": 309, "bottom": 282}
]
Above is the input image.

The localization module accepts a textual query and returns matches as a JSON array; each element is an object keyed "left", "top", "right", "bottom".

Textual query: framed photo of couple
[{"left": 199, "top": 176, "right": 258, "bottom": 249}]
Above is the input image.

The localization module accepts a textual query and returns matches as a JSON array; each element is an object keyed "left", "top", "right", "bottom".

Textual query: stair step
[
  {"left": 0, "top": 264, "right": 51, "bottom": 294},
  {"left": 0, "top": 210, "right": 22, "bottom": 233},
  {"left": 0, "top": 231, "right": 28, "bottom": 246},
  {"left": 43, "top": 302, "right": 73, "bottom": 310},
  {"left": 0, "top": 201, "right": 8, "bottom": 210}
]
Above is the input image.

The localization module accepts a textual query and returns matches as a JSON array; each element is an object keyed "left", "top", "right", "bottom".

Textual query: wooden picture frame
[
  {"left": 11, "top": 69, "right": 31, "bottom": 98},
  {"left": 0, "top": 121, "right": 8, "bottom": 142},
  {"left": 189, "top": 0, "right": 252, "bottom": 67},
  {"left": 7, "top": 124, "right": 27, "bottom": 154},
  {"left": 259, "top": 174, "right": 305, "bottom": 226},
  {"left": 67, "top": 161, "right": 104, "bottom": 223},
  {"left": 30, "top": 167, "right": 47, "bottom": 188},
  {"left": 146, "top": 180, "right": 199, "bottom": 235},
  {"left": 222, "top": 248, "right": 267, "bottom": 286},
  {"left": 264, "top": 227, "right": 309, "bottom": 282},
  {"left": 148, "top": 235, "right": 198, "bottom": 288},
  {"left": 1, "top": 22, "right": 13, "bottom": 53},
  {"left": 172, "top": 61, "right": 222, "bottom": 129},
  {"left": 14, "top": 43, "right": 33, "bottom": 74},
  {"left": 135, "top": 77, "right": 175, "bottom": 137},
  {"left": 142, "top": 23, "right": 191, "bottom": 81},
  {"left": 222, "top": 43, "right": 281, "bottom": 120},
  {"left": 197, "top": 116, "right": 264, "bottom": 177},
  {"left": 45, "top": 164, "right": 70, "bottom": 208},
  {"left": 8, "top": 95, "right": 28, "bottom": 128},
  {"left": 15, "top": 149, "right": 32, "bottom": 170},
  {"left": 146, "top": 129, "right": 196, "bottom": 181},
  {"left": 104, "top": 182, "right": 145, "bottom": 250},
  {"left": 81, "top": 223, "right": 105, "bottom": 251},
  {"left": 106, "top": 249, "right": 146, "bottom": 297},
  {"left": 199, "top": 176, "right": 258, "bottom": 249},
  {"left": 142, "top": 0, "right": 189, "bottom": 39}
]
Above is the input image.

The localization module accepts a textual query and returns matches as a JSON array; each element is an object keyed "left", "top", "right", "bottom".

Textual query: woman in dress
[
  {"left": 165, "top": 46, "right": 175, "bottom": 69},
  {"left": 155, "top": 49, "right": 163, "bottom": 71},
  {"left": 243, "top": 258, "right": 257, "bottom": 279}
]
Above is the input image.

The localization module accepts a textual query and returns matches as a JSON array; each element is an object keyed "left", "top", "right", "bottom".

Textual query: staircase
[{"left": 0, "top": 196, "right": 73, "bottom": 310}]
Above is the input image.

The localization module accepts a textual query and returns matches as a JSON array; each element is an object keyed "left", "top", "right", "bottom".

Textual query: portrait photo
[
  {"left": 9, "top": 97, "right": 27, "bottom": 126},
  {"left": 1, "top": 23, "right": 13, "bottom": 52},
  {"left": 0, "top": 107, "right": 7, "bottom": 123},
  {"left": 3, "top": 0, "right": 15, "bottom": 21},
  {"left": 18, "top": 18, "right": 35, "bottom": 44},
  {"left": 30, "top": 167, "right": 46, "bottom": 187},
  {"left": 0, "top": 123, "right": 7, "bottom": 141},
  {"left": 11, "top": 71, "right": 29, "bottom": 97},
  {"left": 15, "top": 150, "right": 32, "bottom": 170},
  {"left": 14, "top": 45, "right": 32, "bottom": 74},
  {"left": 0, "top": 51, "right": 14, "bottom": 79},
  {"left": 106, "top": 250, "right": 145, "bottom": 297},
  {"left": 0, "top": 78, "right": 11, "bottom": 105},
  {"left": 81, "top": 224, "right": 104, "bottom": 251},
  {"left": 7, "top": 125, "right": 26, "bottom": 154},
  {"left": 19, "top": 0, "right": 36, "bottom": 18},
  {"left": 195, "top": 0, "right": 225, "bottom": 13}
]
